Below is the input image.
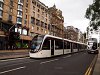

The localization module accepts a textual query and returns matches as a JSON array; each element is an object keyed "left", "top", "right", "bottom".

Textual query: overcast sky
[{"left": 40, "top": 0, "right": 93, "bottom": 33}]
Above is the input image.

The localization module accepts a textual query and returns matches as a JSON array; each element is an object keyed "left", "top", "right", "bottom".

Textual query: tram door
[
  {"left": 51, "top": 40, "right": 54, "bottom": 55},
  {"left": 71, "top": 43, "right": 73, "bottom": 52}
]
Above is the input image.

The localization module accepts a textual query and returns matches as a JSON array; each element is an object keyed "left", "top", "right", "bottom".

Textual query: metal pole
[
  {"left": 9, "top": 23, "right": 16, "bottom": 32},
  {"left": 8, "top": 23, "right": 17, "bottom": 50}
]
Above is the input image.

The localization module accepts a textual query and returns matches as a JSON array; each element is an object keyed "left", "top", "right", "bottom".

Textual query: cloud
[{"left": 40, "top": 0, "right": 93, "bottom": 32}]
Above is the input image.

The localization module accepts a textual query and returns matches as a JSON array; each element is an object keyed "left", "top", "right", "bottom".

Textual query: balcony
[
  {"left": 17, "top": 22, "right": 22, "bottom": 24},
  {"left": 17, "top": 15, "right": 22, "bottom": 18},
  {"left": 18, "top": 1, "right": 23, "bottom": 6}
]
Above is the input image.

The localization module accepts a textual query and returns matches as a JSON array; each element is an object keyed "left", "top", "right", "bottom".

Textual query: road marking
[
  {"left": 0, "top": 66, "right": 26, "bottom": 74},
  {"left": 0, "top": 57, "right": 30, "bottom": 62},
  {"left": 84, "top": 55, "right": 97, "bottom": 75},
  {"left": 0, "top": 60, "right": 39, "bottom": 68},
  {"left": 40, "top": 59, "right": 59, "bottom": 64},
  {"left": 63, "top": 55, "right": 71, "bottom": 58}
]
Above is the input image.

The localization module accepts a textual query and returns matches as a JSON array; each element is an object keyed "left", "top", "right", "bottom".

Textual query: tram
[
  {"left": 87, "top": 38, "right": 99, "bottom": 54},
  {"left": 29, "top": 34, "right": 87, "bottom": 58}
]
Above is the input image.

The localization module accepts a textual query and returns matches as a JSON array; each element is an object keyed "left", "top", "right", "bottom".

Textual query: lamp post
[{"left": 8, "top": 23, "right": 17, "bottom": 49}]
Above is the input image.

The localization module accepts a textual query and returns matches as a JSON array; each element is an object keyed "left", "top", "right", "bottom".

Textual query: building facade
[
  {"left": 66, "top": 26, "right": 78, "bottom": 41},
  {"left": 0, "top": 0, "right": 50, "bottom": 50},
  {"left": 0, "top": 0, "right": 65, "bottom": 50},
  {"left": 29, "top": 0, "right": 50, "bottom": 37},
  {"left": 48, "top": 5, "right": 64, "bottom": 38}
]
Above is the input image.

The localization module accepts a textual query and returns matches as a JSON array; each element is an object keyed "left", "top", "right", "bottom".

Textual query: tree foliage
[{"left": 85, "top": 0, "right": 100, "bottom": 30}]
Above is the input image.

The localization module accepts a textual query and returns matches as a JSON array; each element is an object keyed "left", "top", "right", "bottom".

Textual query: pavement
[
  {"left": 93, "top": 50, "right": 100, "bottom": 75},
  {"left": 0, "top": 49, "right": 29, "bottom": 60}
]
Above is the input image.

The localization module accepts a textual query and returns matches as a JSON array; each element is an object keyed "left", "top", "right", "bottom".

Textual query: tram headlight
[{"left": 30, "top": 49, "right": 38, "bottom": 53}]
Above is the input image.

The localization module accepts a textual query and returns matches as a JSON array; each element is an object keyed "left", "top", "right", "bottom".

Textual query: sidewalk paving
[
  {"left": 93, "top": 50, "right": 100, "bottom": 75},
  {"left": 0, "top": 49, "right": 29, "bottom": 60}
]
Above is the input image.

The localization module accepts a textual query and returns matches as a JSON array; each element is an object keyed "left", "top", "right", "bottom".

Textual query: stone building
[
  {"left": 65, "top": 26, "right": 85, "bottom": 43},
  {"left": 0, "top": 0, "right": 50, "bottom": 50},
  {"left": 66, "top": 26, "right": 78, "bottom": 41},
  {"left": 0, "top": 0, "right": 65, "bottom": 50},
  {"left": 48, "top": 5, "right": 64, "bottom": 38}
]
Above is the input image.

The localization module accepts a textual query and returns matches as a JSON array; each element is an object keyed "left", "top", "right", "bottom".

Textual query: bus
[
  {"left": 29, "top": 34, "right": 87, "bottom": 58},
  {"left": 87, "top": 38, "right": 99, "bottom": 54}
]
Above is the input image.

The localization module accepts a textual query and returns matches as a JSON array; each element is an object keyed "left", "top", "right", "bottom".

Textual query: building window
[
  {"left": 26, "top": 3, "right": 28, "bottom": 7},
  {"left": 32, "top": 1, "right": 36, "bottom": 5},
  {"left": 17, "top": 17, "right": 22, "bottom": 23},
  {"left": 36, "top": 19, "right": 40, "bottom": 26},
  {"left": 18, "top": 4, "right": 23, "bottom": 10},
  {"left": 10, "top": 8, "right": 13, "bottom": 13},
  {"left": 0, "top": 1, "right": 3, "bottom": 8},
  {"left": 33, "top": 11, "right": 35, "bottom": 16},
  {"left": 37, "top": 4, "right": 40, "bottom": 8},
  {"left": 38, "top": 9, "right": 40, "bottom": 12},
  {"left": 17, "top": 10, "right": 22, "bottom": 16},
  {"left": 41, "top": 28, "right": 43, "bottom": 32},
  {"left": 18, "top": 0, "right": 23, "bottom": 3},
  {"left": 25, "top": 15, "right": 27, "bottom": 19},
  {"left": 37, "top": 14, "right": 40, "bottom": 18},
  {"left": 45, "top": 23, "right": 47, "bottom": 29},
  {"left": 31, "top": 17, "right": 35, "bottom": 24},
  {"left": 10, "top": 0, "right": 13, "bottom": 6},
  {"left": 0, "top": 10, "right": 3, "bottom": 17},
  {"left": 46, "top": 14, "right": 47, "bottom": 17},
  {"left": 42, "top": 16, "right": 44, "bottom": 20},
  {"left": 25, "top": 9, "right": 28, "bottom": 13},
  {"left": 46, "top": 19, "right": 47, "bottom": 22},
  {"left": 18, "top": 28, "right": 22, "bottom": 34},
  {"left": 37, "top": 27, "right": 39, "bottom": 31},
  {"left": 22, "top": 29, "right": 27, "bottom": 35},
  {"left": 15, "top": 28, "right": 18, "bottom": 32},
  {"left": 33, "top": 6, "right": 35, "bottom": 10},
  {"left": 24, "top": 20, "right": 27, "bottom": 24},
  {"left": 8, "top": 15, "right": 12, "bottom": 21}
]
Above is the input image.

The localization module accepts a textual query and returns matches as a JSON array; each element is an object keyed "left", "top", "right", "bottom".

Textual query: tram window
[
  {"left": 55, "top": 39, "right": 63, "bottom": 49},
  {"left": 73, "top": 43, "right": 77, "bottom": 49},
  {"left": 67, "top": 42, "right": 70, "bottom": 49},
  {"left": 42, "top": 38, "right": 50, "bottom": 50},
  {"left": 64, "top": 41, "right": 67, "bottom": 49}
]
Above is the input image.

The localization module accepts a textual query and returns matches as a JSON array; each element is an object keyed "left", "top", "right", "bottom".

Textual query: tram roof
[{"left": 45, "top": 35, "right": 87, "bottom": 45}]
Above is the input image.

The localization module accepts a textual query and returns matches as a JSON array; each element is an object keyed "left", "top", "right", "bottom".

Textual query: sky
[{"left": 40, "top": 0, "right": 93, "bottom": 33}]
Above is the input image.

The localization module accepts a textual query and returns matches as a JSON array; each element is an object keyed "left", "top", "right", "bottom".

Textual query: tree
[
  {"left": 85, "top": 0, "right": 100, "bottom": 30},
  {"left": 9, "top": 32, "right": 20, "bottom": 49}
]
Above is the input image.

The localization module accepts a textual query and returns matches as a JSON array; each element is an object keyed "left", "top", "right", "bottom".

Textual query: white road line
[
  {"left": 0, "top": 57, "right": 30, "bottom": 62},
  {"left": 63, "top": 55, "right": 71, "bottom": 58},
  {"left": 40, "top": 59, "right": 59, "bottom": 64},
  {"left": 1, "top": 60, "right": 39, "bottom": 68},
  {"left": 0, "top": 66, "right": 26, "bottom": 74}
]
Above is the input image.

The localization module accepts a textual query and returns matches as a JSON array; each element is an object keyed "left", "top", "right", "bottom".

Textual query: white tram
[{"left": 29, "top": 35, "right": 87, "bottom": 58}]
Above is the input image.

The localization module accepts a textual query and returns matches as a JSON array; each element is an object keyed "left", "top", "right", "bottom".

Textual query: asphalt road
[{"left": 0, "top": 51, "right": 97, "bottom": 75}]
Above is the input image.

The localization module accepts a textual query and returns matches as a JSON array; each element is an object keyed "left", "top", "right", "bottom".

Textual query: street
[{"left": 0, "top": 51, "right": 97, "bottom": 75}]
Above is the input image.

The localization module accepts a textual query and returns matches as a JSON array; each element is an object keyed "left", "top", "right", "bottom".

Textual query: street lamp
[
  {"left": 8, "top": 23, "right": 17, "bottom": 49},
  {"left": 9, "top": 23, "right": 17, "bottom": 32}
]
